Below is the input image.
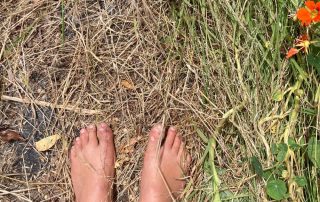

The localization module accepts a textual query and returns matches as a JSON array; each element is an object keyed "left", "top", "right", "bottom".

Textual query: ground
[{"left": 0, "top": 0, "right": 319, "bottom": 202}]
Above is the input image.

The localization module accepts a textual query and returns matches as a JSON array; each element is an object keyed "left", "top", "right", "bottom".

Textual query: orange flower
[
  {"left": 286, "top": 34, "right": 311, "bottom": 59},
  {"left": 297, "top": 1, "right": 320, "bottom": 26},
  {"left": 286, "top": 48, "right": 299, "bottom": 59}
]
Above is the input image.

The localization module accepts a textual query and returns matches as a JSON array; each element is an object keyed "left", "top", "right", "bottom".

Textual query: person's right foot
[{"left": 140, "top": 124, "right": 191, "bottom": 201}]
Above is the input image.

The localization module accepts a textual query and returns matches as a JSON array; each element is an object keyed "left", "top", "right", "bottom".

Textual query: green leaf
[
  {"left": 271, "top": 143, "right": 278, "bottom": 155},
  {"left": 251, "top": 156, "right": 263, "bottom": 177},
  {"left": 307, "top": 137, "right": 320, "bottom": 168},
  {"left": 262, "top": 170, "right": 275, "bottom": 181},
  {"left": 272, "top": 89, "right": 284, "bottom": 101},
  {"left": 276, "top": 143, "right": 288, "bottom": 162},
  {"left": 290, "top": 59, "right": 308, "bottom": 79},
  {"left": 273, "top": 164, "right": 286, "bottom": 177},
  {"left": 312, "top": 40, "right": 320, "bottom": 47},
  {"left": 306, "top": 54, "right": 320, "bottom": 75},
  {"left": 288, "top": 137, "right": 300, "bottom": 151},
  {"left": 294, "top": 176, "right": 307, "bottom": 187},
  {"left": 266, "top": 179, "right": 288, "bottom": 200}
]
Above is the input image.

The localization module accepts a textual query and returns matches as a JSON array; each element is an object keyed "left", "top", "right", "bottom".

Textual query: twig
[{"left": 1, "top": 95, "right": 102, "bottom": 115}]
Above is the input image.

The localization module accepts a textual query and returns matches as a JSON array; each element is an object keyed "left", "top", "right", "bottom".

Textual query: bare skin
[
  {"left": 70, "top": 123, "right": 115, "bottom": 202},
  {"left": 70, "top": 123, "right": 191, "bottom": 202},
  {"left": 140, "top": 124, "right": 191, "bottom": 201}
]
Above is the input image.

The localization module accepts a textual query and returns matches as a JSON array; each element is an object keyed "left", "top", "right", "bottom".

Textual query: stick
[{"left": 1, "top": 95, "right": 102, "bottom": 115}]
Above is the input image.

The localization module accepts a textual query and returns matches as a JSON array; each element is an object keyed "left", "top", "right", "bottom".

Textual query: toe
[
  {"left": 75, "top": 137, "right": 82, "bottom": 150},
  {"left": 80, "top": 128, "right": 89, "bottom": 145},
  {"left": 87, "top": 124, "right": 98, "bottom": 146},
  {"left": 164, "top": 126, "right": 177, "bottom": 149},
  {"left": 187, "top": 154, "right": 192, "bottom": 165},
  {"left": 177, "top": 142, "right": 185, "bottom": 159},
  {"left": 177, "top": 142, "right": 190, "bottom": 172},
  {"left": 97, "top": 123, "right": 113, "bottom": 147},
  {"left": 144, "top": 124, "right": 163, "bottom": 160},
  {"left": 184, "top": 154, "right": 192, "bottom": 173},
  {"left": 70, "top": 146, "right": 77, "bottom": 161},
  {"left": 172, "top": 134, "right": 181, "bottom": 153},
  {"left": 75, "top": 137, "right": 81, "bottom": 145}
]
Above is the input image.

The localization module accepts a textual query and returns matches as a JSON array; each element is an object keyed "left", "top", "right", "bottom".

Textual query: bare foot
[
  {"left": 70, "top": 123, "right": 116, "bottom": 202},
  {"left": 140, "top": 124, "right": 191, "bottom": 201}
]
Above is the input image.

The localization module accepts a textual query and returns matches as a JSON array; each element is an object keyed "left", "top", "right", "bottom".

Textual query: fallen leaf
[
  {"left": 120, "top": 136, "right": 142, "bottom": 154},
  {"left": 121, "top": 80, "right": 134, "bottom": 90},
  {"left": 0, "top": 130, "right": 25, "bottom": 142},
  {"left": 35, "top": 134, "right": 61, "bottom": 152},
  {"left": 116, "top": 136, "right": 142, "bottom": 168}
]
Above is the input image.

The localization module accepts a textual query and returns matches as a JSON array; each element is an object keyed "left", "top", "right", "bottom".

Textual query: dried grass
[
  {"left": 0, "top": 0, "right": 302, "bottom": 201},
  {"left": 0, "top": 0, "right": 209, "bottom": 201}
]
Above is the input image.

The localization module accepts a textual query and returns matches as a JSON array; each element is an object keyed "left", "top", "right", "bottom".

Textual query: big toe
[
  {"left": 87, "top": 124, "right": 98, "bottom": 146},
  {"left": 164, "top": 126, "right": 177, "bottom": 149},
  {"left": 178, "top": 143, "right": 191, "bottom": 173},
  {"left": 70, "top": 146, "right": 77, "bottom": 163},
  {"left": 144, "top": 124, "right": 163, "bottom": 161}
]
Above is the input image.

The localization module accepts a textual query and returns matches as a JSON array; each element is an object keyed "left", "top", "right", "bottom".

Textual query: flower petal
[
  {"left": 316, "top": 2, "right": 320, "bottom": 10},
  {"left": 297, "top": 8, "right": 312, "bottom": 26},
  {"left": 286, "top": 48, "right": 299, "bottom": 59},
  {"left": 306, "top": 1, "right": 316, "bottom": 10},
  {"left": 300, "top": 34, "right": 309, "bottom": 41},
  {"left": 297, "top": 8, "right": 311, "bottom": 20},
  {"left": 314, "top": 13, "right": 320, "bottom": 22}
]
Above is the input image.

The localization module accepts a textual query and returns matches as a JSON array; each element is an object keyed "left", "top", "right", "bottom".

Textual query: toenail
[
  {"left": 100, "top": 123, "right": 107, "bottom": 128},
  {"left": 88, "top": 124, "right": 95, "bottom": 129},
  {"left": 169, "top": 126, "right": 176, "bottom": 132},
  {"left": 98, "top": 126, "right": 105, "bottom": 131},
  {"left": 80, "top": 129, "right": 86, "bottom": 133},
  {"left": 76, "top": 137, "right": 80, "bottom": 141},
  {"left": 153, "top": 124, "right": 162, "bottom": 132}
]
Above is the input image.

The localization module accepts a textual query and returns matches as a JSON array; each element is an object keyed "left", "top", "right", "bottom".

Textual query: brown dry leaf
[
  {"left": 116, "top": 136, "right": 142, "bottom": 168},
  {"left": 35, "top": 134, "right": 61, "bottom": 152},
  {"left": 0, "top": 130, "right": 25, "bottom": 142},
  {"left": 119, "top": 136, "right": 142, "bottom": 154},
  {"left": 121, "top": 80, "right": 134, "bottom": 90}
]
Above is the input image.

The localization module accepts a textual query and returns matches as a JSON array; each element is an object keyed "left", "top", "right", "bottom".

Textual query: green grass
[
  {"left": 170, "top": 0, "right": 319, "bottom": 201},
  {"left": 0, "top": 0, "right": 318, "bottom": 201}
]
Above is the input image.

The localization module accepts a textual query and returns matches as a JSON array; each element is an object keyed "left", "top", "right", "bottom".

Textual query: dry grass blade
[
  {"left": 1, "top": 95, "right": 102, "bottom": 115},
  {"left": 1, "top": 0, "right": 318, "bottom": 201}
]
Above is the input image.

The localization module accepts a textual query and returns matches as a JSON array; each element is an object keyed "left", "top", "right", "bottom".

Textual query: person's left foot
[{"left": 70, "top": 123, "right": 115, "bottom": 202}]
